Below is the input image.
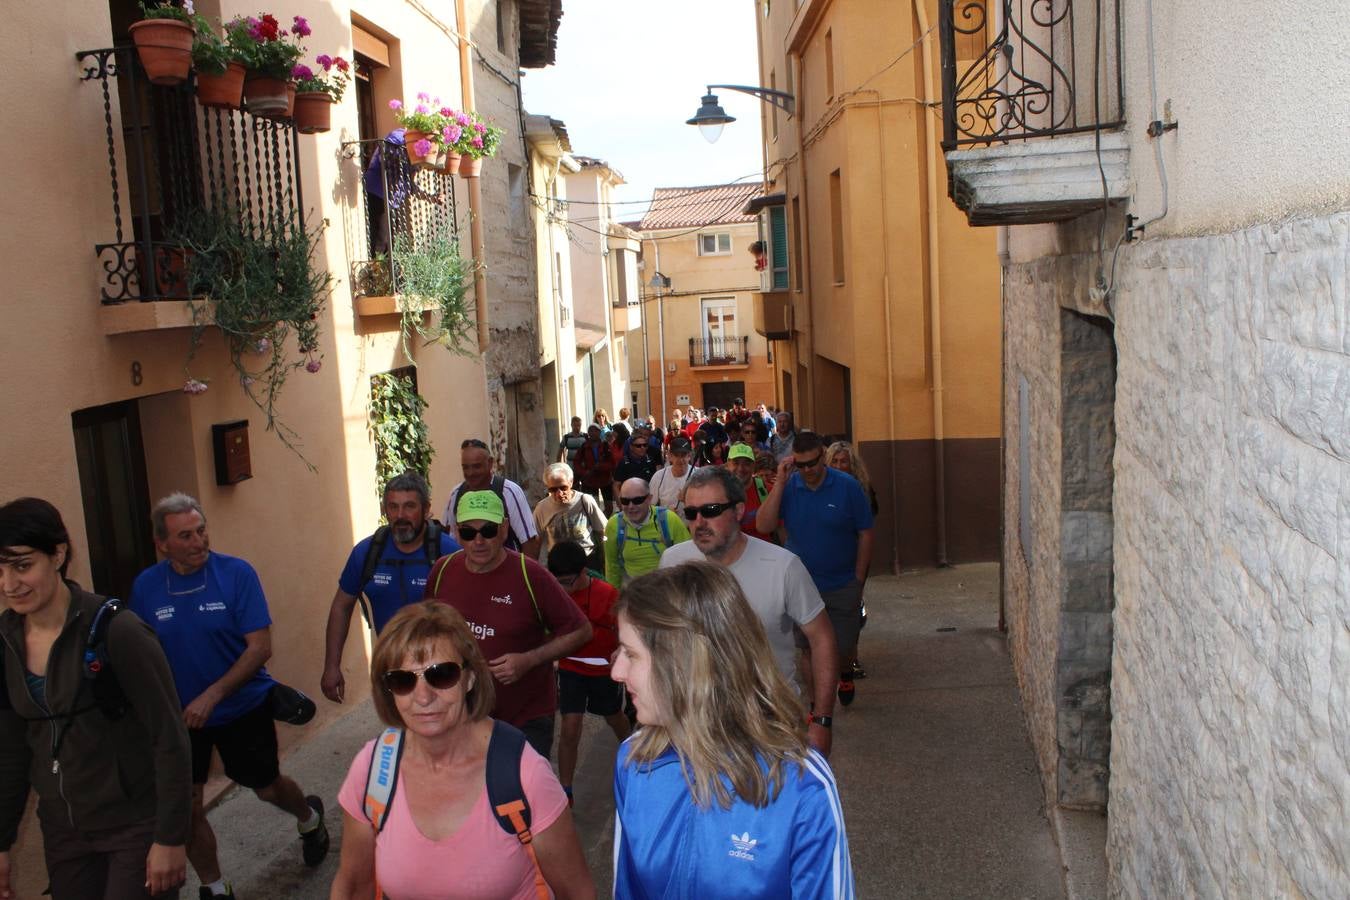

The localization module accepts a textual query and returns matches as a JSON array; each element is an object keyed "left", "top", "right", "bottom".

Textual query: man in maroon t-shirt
[{"left": 424, "top": 490, "right": 591, "bottom": 759}]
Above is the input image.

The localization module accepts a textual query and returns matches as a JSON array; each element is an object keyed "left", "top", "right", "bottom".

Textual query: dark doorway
[
  {"left": 72, "top": 401, "right": 156, "bottom": 602},
  {"left": 701, "top": 381, "right": 745, "bottom": 412},
  {"left": 354, "top": 53, "right": 387, "bottom": 258}
]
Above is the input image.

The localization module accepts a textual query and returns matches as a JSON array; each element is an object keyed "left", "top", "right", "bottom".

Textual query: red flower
[
  {"left": 335, "top": 57, "right": 349, "bottom": 72},
  {"left": 258, "top": 13, "right": 280, "bottom": 41}
]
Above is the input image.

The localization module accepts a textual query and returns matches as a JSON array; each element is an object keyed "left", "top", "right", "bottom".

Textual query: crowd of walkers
[{"left": 0, "top": 400, "right": 874, "bottom": 899}]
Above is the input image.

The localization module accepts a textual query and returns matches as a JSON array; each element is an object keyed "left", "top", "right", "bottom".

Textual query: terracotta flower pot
[
  {"left": 404, "top": 130, "right": 435, "bottom": 167},
  {"left": 196, "top": 62, "right": 246, "bottom": 110},
  {"left": 293, "top": 91, "right": 333, "bottom": 134},
  {"left": 458, "top": 155, "right": 482, "bottom": 178},
  {"left": 441, "top": 151, "right": 462, "bottom": 175},
  {"left": 244, "top": 76, "right": 290, "bottom": 118},
  {"left": 129, "top": 18, "right": 194, "bottom": 86}
]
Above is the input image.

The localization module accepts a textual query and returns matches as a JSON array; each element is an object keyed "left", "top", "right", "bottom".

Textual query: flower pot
[
  {"left": 441, "top": 151, "right": 462, "bottom": 175},
  {"left": 293, "top": 91, "right": 333, "bottom": 134},
  {"left": 129, "top": 18, "right": 194, "bottom": 86},
  {"left": 404, "top": 130, "right": 436, "bottom": 167},
  {"left": 458, "top": 155, "right": 482, "bottom": 178},
  {"left": 244, "top": 76, "right": 290, "bottom": 118},
  {"left": 196, "top": 62, "right": 246, "bottom": 110}
]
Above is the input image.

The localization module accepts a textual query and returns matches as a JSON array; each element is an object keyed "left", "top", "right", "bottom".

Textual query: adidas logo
[{"left": 728, "top": 831, "right": 758, "bottom": 861}]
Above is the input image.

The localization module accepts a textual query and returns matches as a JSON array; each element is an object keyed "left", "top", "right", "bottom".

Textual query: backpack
[
  {"left": 363, "top": 720, "right": 549, "bottom": 900},
  {"left": 356, "top": 520, "right": 445, "bottom": 628},
  {"left": 451, "top": 476, "right": 521, "bottom": 550},
  {"left": 615, "top": 507, "right": 675, "bottom": 577},
  {"left": 427, "top": 550, "right": 549, "bottom": 636}
]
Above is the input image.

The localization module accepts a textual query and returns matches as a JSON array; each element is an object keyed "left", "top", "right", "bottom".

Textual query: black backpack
[
  {"left": 2, "top": 596, "right": 129, "bottom": 726},
  {"left": 355, "top": 520, "right": 445, "bottom": 627}
]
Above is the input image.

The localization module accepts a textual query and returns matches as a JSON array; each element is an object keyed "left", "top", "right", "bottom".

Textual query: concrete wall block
[
  {"left": 1230, "top": 413, "right": 1342, "bottom": 556},
  {"left": 1060, "top": 609, "right": 1114, "bottom": 663},
  {"left": 1062, "top": 560, "right": 1113, "bottom": 612},
  {"left": 1253, "top": 337, "right": 1350, "bottom": 459},
  {"left": 1062, "top": 509, "right": 1113, "bottom": 563},
  {"left": 1057, "top": 754, "right": 1109, "bottom": 808},
  {"left": 1255, "top": 215, "right": 1348, "bottom": 355}
]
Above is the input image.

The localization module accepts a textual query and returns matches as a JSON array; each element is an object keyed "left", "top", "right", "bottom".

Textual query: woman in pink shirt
[{"left": 329, "top": 602, "right": 594, "bottom": 900}]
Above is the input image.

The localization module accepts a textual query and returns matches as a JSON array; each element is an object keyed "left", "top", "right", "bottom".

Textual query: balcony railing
[
  {"left": 689, "top": 336, "right": 750, "bottom": 367},
  {"left": 77, "top": 46, "right": 303, "bottom": 304},
  {"left": 939, "top": 0, "right": 1123, "bottom": 150}
]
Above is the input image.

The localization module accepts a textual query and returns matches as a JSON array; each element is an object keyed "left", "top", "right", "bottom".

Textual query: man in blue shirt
[
  {"left": 756, "top": 430, "right": 874, "bottom": 708},
  {"left": 130, "top": 494, "right": 329, "bottom": 899},
  {"left": 321, "top": 471, "right": 460, "bottom": 703}
]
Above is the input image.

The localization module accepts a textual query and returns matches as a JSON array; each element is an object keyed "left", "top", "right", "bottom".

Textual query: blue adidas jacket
[{"left": 613, "top": 740, "right": 854, "bottom": 899}]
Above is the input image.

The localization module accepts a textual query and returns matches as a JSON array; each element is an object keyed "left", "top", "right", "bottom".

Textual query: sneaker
[
  {"left": 837, "top": 678, "right": 856, "bottom": 707},
  {"left": 199, "top": 886, "right": 235, "bottom": 899},
  {"left": 300, "top": 795, "right": 330, "bottom": 867}
]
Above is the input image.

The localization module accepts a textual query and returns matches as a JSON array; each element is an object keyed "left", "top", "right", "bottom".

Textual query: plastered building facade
[{"left": 0, "top": 0, "right": 559, "bottom": 891}]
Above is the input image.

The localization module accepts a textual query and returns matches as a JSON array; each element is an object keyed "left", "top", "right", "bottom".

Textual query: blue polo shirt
[
  {"left": 338, "top": 530, "right": 461, "bottom": 632},
  {"left": 780, "top": 468, "right": 874, "bottom": 592},
  {"left": 129, "top": 553, "right": 274, "bottom": 727}
]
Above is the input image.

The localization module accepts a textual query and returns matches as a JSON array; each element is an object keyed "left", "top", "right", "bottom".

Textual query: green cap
[
  {"left": 456, "top": 490, "right": 505, "bottom": 525},
  {"left": 727, "top": 443, "right": 755, "bottom": 461}
]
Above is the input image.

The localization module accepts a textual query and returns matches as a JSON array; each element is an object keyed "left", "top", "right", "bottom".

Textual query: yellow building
[
  {"left": 747, "top": 0, "right": 1003, "bottom": 569},
  {"left": 1, "top": 0, "right": 558, "bottom": 891},
  {"left": 631, "top": 184, "right": 776, "bottom": 421}
]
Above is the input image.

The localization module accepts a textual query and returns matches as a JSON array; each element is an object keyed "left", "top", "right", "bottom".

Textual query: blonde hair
[
  {"left": 826, "top": 441, "right": 872, "bottom": 498},
  {"left": 617, "top": 562, "right": 807, "bottom": 810},
  {"left": 369, "top": 601, "right": 495, "bottom": 728}
]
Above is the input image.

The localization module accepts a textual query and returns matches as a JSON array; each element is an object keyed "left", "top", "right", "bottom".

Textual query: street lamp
[
  {"left": 686, "top": 84, "right": 796, "bottom": 143},
  {"left": 649, "top": 268, "right": 671, "bottom": 422}
]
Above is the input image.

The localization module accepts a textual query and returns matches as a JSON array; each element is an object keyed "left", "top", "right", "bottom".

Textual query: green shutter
[{"left": 769, "top": 206, "right": 789, "bottom": 291}]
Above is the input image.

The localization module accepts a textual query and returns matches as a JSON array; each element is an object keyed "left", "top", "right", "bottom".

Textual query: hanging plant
[
  {"left": 391, "top": 233, "right": 476, "bottom": 358},
  {"left": 174, "top": 212, "right": 334, "bottom": 464},
  {"left": 369, "top": 371, "right": 435, "bottom": 502}
]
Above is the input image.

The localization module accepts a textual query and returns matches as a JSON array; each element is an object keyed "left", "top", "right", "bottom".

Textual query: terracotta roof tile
[{"left": 638, "top": 183, "right": 760, "bottom": 231}]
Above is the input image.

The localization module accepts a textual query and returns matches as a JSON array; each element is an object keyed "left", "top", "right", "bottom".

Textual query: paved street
[{"left": 187, "top": 562, "right": 1072, "bottom": 898}]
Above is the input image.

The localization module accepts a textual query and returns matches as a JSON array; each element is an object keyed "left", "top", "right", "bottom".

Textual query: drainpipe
[
  {"left": 455, "top": 0, "right": 489, "bottom": 352},
  {"left": 792, "top": 53, "right": 816, "bottom": 426},
  {"left": 998, "top": 224, "right": 1009, "bottom": 631},
  {"left": 913, "top": 0, "right": 950, "bottom": 566}
]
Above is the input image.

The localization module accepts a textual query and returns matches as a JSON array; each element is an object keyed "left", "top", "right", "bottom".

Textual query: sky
[{"left": 520, "top": 0, "right": 766, "bottom": 222}]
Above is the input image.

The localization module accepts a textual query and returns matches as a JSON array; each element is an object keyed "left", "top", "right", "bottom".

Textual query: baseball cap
[
  {"left": 456, "top": 490, "right": 505, "bottom": 524},
  {"left": 669, "top": 435, "right": 692, "bottom": 453},
  {"left": 727, "top": 443, "right": 755, "bottom": 462}
]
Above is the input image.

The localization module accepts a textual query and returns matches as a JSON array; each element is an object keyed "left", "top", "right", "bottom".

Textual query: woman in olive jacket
[{"left": 0, "top": 498, "right": 191, "bottom": 899}]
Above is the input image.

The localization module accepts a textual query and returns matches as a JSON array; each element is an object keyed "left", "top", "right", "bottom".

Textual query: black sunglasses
[
  {"left": 461, "top": 438, "right": 489, "bottom": 450},
  {"left": 382, "top": 661, "right": 463, "bottom": 695},
  {"left": 546, "top": 485, "right": 570, "bottom": 494},
  {"left": 458, "top": 523, "right": 501, "bottom": 541},
  {"left": 618, "top": 495, "right": 650, "bottom": 506},
  {"left": 795, "top": 453, "right": 825, "bottom": 469},
  {"left": 682, "top": 502, "right": 735, "bottom": 521}
]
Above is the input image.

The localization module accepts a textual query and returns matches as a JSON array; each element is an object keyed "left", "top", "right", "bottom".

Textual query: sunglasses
[
  {"left": 682, "top": 502, "right": 735, "bottom": 521},
  {"left": 382, "top": 661, "right": 463, "bottom": 695},
  {"left": 795, "top": 454, "right": 825, "bottom": 469},
  {"left": 546, "top": 485, "right": 571, "bottom": 493},
  {"left": 618, "top": 494, "right": 650, "bottom": 506},
  {"left": 457, "top": 523, "right": 501, "bottom": 541}
]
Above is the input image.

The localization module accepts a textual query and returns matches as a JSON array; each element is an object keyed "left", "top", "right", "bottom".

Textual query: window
[
  {"left": 698, "top": 232, "right": 732, "bottom": 256},
  {"left": 825, "top": 29, "right": 835, "bottom": 100},
  {"left": 701, "top": 297, "right": 738, "bottom": 341},
  {"left": 829, "top": 170, "right": 844, "bottom": 284},
  {"left": 496, "top": 0, "right": 508, "bottom": 54},
  {"left": 791, "top": 195, "right": 803, "bottom": 290},
  {"left": 770, "top": 70, "right": 778, "bottom": 141},
  {"left": 757, "top": 204, "right": 789, "bottom": 292},
  {"left": 785, "top": 62, "right": 794, "bottom": 117}
]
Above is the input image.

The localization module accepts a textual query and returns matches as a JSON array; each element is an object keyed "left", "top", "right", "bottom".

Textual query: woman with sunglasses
[
  {"left": 331, "top": 601, "right": 594, "bottom": 900},
  {"left": 0, "top": 498, "right": 191, "bottom": 900},
  {"left": 611, "top": 562, "right": 854, "bottom": 898}
]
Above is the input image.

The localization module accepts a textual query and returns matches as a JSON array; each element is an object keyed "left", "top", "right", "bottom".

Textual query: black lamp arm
[{"left": 707, "top": 84, "right": 796, "bottom": 115}]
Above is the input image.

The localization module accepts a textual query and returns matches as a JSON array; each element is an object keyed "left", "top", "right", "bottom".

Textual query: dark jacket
[{"left": 0, "top": 581, "right": 191, "bottom": 849}]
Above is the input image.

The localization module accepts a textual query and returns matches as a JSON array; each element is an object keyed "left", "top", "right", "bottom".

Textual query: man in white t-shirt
[
  {"left": 659, "top": 466, "right": 838, "bottom": 757},
  {"left": 647, "top": 435, "right": 695, "bottom": 515},
  {"left": 442, "top": 438, "right": 540, "bottom": 559},
  {"left": 533, "top": 461, "right": 607, "bottom": 568}
]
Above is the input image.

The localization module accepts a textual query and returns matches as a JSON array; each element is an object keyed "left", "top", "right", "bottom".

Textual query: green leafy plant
[
  {"left": 369, "top": 371, "right": 435, "bottom": 501},
  {"left": 392, "top": 233, "right": 475, "bottom": 356},
  {"left": 140, "top": 0, "right": 199, "bottom": 23},
  {"left": 191, "top": 20, "right": 246, "bottom": 75},
  {"left": 175, "top": 212, "right": 334, "bottom": 463}
]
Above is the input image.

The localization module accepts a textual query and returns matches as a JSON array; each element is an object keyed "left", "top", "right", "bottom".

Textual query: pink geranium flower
[
  {"left": 388, "top": 99, "right": 403, "bottom": 110},
  {"left": 315, "top": 54, "right": 333, "bottom": 69},
  {"left": 414, "top": 104, "right": 429, "bottom": 114},
  {"left": 440, "top": 107, "right": 454, "bottom": 117},
  {"left": 292, "top": 15, "right": 311, "bottom": 37},
  {"left": 471, "top": 136, "right": 484, "bottom": 149},
  {"left": 417, "top": 92, "right": 430, "bottom": 102},
  {"left": 292, "top": 64, "right": 314, "bottom": 82},
  {"left": 443, "top": 124, "right": 462, "bottom": 144},
  {"left": 183, "top": 379, "right": 209, "bottom": 395},
  {"left": 335, "top": 57, "right": 350, "bottom": 72},
  {"left": 474, "top": 121, "right": 486, "bottom": 134},
  {"left": 305, "top": 358, "right": 322, "bottom": 374},
  {"left": 412, "top": 138, "right": 433, "bottom": 156}
]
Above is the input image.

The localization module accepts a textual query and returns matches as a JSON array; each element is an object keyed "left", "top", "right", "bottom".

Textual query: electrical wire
[{"left": 1137, "top": 0, "right": 1170, "bottom": 229}]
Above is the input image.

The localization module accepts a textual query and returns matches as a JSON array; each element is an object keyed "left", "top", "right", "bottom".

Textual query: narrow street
[{"left": 186, "top": 562, "right": 1077, "bottom": 899}]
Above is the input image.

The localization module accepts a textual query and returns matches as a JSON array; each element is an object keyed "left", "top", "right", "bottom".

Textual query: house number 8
[{"left": 131, "top": 361, "right": 143, "bottom": 386}]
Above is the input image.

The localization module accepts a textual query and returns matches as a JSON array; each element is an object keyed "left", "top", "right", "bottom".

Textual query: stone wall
[{"left": 1004, "top": 211, "right": 1349, "bottom": 897}]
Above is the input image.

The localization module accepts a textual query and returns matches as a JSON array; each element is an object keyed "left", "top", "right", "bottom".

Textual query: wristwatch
[{"left": 808, "top": 714, "right": 833, "bottom": 728}]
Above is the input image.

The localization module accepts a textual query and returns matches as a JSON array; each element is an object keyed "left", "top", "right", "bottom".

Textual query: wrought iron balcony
[
  {"left": 341, "top": 137, "right": 460, "bottom": 314},
  {"left": 937, "top": 1, "right": 1129, "bottom": 225},
  {"left": 77, "top": 46, "right": 303, "bottom": 305},
  {"left": 689, "top": 336, "right": 750, "bottom": 367}
]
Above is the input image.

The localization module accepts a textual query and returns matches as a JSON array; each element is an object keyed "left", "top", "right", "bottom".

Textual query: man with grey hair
[
  {"left": 321, "top": 471, "right": 461, "bottom": 704},
  {"left": 532, "top": 461, "right": 607, "bottom": 568},
  {"left": 130, "top": 494, "right": 330, "bottom": 898},
  {"left": 659, "top": 466, "right": 839, "bottom": 757}
]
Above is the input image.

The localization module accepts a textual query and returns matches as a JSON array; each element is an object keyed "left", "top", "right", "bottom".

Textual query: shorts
[
  {"left": 557, "top": 668, "right": 624, "bottom": 717},
  {"left": 820, "top": 581, "right": 865, "bottom": 658},
  {"left": 190, "top": 698, "right": 280, "bottom": 789},
  {"left": 518, "top": 715, "right": 555, "bottom": 762}
]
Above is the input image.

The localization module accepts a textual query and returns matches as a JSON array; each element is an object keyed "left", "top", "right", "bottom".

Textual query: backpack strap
[
  {"left": 423, "top": 519, "right": 443, "bottom": 566},
  {"left": 486, "top": 721, "right": 549, "bottom": 900},
  {"left": 85, "top": 597, "right": 129, "bottom": 720},
  {"left": 615, "top": 515, "right": 627, "bottom": 571},
  {"left": 519, "top": 554, "right": 548, "bottom": 635},
  {"left": 363, "top": 727, "right": 405, "bottom": 833},
  {"left": 356, "top": 526, "right": 393, "bottom": 629},
  {"left": 654, "top": 507, "right": 673, "bottom": 548},
  {"left": 428, "top": 549, "right": 464, "bottom": 597}
]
